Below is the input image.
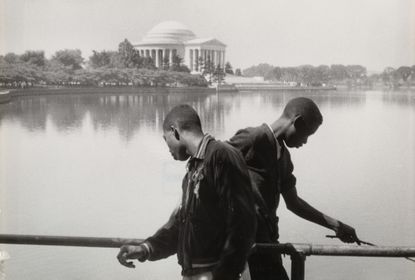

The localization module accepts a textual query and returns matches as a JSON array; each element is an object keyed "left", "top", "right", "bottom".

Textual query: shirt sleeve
[
  {"left": 145, "top": 206, "right": 180, "bottom": 261},
  {"left": 209, "top": 146, "right": 257, "bottom": 280}
]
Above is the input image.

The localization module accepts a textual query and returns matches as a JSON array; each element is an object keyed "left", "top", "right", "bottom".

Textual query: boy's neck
[
  {"left": 182, "top": 131, "right": 205, "bottom": 157},
  {"left": 269, "top": 117, "right": 291, "bottom": 141}
]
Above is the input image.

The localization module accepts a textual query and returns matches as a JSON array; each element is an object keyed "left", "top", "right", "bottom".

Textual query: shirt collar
[
  {"left": 265, "top": 123, "right": 282, "bottom": 160},
  {"left": 192, "top": 134, "right": 213, "bottom": 160}
]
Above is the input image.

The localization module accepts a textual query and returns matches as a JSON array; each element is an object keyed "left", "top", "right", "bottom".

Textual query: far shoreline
[
  {"left": 1, "top": 84, "right": 340, "bottom": 98},
  {"left": 2, "top": 85, "right": 413, "bottom": 104}
]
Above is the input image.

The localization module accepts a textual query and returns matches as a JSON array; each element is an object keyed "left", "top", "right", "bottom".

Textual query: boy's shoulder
[{"left": 207, "top": 139, "right": 244, "bottom": 162}]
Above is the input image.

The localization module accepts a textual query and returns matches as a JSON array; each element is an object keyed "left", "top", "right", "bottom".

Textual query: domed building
[{"left": 134, "top": 21, "right": 226, "bottom": 73}]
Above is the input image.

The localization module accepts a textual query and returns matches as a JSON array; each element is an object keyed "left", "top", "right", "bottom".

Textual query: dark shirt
[
  {"left": 228, "top": 124, "right": 296, "bottom": 241},
  {"left": 145, "top": 135, "right": 256, "bottom": 280}
]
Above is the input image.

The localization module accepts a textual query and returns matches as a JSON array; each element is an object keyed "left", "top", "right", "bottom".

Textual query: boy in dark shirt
[
  {"left": 228, "top": 97, "right": 360, "bottom": 280},
  {"left": 117, "top": 104, "right": 256, "bottom": 280}
]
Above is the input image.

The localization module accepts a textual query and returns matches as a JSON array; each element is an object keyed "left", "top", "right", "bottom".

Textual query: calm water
[{"left": 0, "top": 89, "right": 414, "bottom": 280}]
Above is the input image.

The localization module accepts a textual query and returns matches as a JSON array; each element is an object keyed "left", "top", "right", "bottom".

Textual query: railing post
[{"left": 291, "top": 252, "right": 306, "bottom": 280}]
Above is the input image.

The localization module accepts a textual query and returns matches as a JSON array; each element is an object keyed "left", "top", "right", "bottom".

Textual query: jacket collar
[{"left": 193, "top": 134, "right": 213, "bottom": 160}]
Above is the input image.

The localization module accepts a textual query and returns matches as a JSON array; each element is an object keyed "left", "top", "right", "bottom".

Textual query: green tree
[
  {"left": 52, "top": 49, "right": 84, "bottom": 70},
  {"left": 381, "top": 67, "right": 395, "bottom": 84},
  {"left": 315, "top": 65, "right": 330, "bottom": 84},
  {"left": 170, "top": 55, "right": 190, "bottom": 72},
  {"left": 162, "top": 56, "right": 170, "bottom": 71},
  {"left": 89, "top": 50, "right": 113, "bottom": 68},
  {"left": 266, "top": 67, "right": 281, "bottom": 80},
  {"left": 202, "top": 57, "right": 215, "bottom": 84},
  {"left": 118, "top": 39, "right": 141, "bottom": 68},
  {"left": 330, "top": 64, "right": 349, "bottom": 80},
  {"left": 346, "top": 65, "right": 366, "bottom": 80},
  {"left": 411, "top": 65, "right": 415, "bottom": 81},
  {"left": 4, "top": 53, "right": 20, "bottom": 64},
  {"left": 20, "top": 50, "right": 46, "bottom": 67},
  {"left": 224, "top": 62, "right": 234, "bottom": 74},
  {"left": 396, "top": 66, "right": 412, "bottom": 82},
  {"left": 243, "top": 63, "right": 274, "bottom": 77},
  {"left": 235, "top": 68, "right": 242, "bottom": 76},
  {"left": 141, "top": 57, "right": 156, "bottom": 69},
  {"left": 280, "top": 67, "right": 300, "bottom": 83},
  {"left": 198, "top": 56, "right": 205, "bottom": 73},
  {"left": 212, "top": 64, "right": 225, "bottom": 84},
  {"left": 298, "top": 65, "right": 314, "bottom": 85}
]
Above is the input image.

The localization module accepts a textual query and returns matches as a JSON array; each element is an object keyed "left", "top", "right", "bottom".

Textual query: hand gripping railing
[{"left": 1, "top": 234, "right": 415, "bottom": 280}]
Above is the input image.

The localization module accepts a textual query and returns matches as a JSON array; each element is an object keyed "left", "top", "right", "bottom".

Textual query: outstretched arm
[{"left": 282, "top": 186, "right": 360, "bottom": 244}]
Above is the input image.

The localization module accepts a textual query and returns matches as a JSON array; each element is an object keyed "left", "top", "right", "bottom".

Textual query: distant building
[{"left": 134, "top": 21, "right": 226, "bottom": 73}]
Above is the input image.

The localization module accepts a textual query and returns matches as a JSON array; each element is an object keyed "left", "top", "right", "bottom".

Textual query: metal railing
[{"left": 1, "top": 234, "right": 414, "bottom": 280}]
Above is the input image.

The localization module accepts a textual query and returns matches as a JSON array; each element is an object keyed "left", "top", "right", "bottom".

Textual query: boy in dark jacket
[
  {"left": 228, "top": 97, "right": 360, "bottom": 280},
  {"left": 117, "top": 104, "right": 256, "bottom": 280}
]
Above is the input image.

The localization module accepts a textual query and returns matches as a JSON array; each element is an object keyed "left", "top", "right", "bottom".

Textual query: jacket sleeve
[
  {"left": 210, "top": 146, "right": 257, "bottom": 280},
  {"left": 145, "top": 206, "right": 180, "bottom": 261}
]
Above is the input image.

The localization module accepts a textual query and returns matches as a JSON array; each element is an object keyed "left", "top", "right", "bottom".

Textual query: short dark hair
[
  {"left": 283, "top": 97, "right": 323, "bottom": 128},
  {"left": 163, "top": 104, "right": 202, "bottom": 132}
]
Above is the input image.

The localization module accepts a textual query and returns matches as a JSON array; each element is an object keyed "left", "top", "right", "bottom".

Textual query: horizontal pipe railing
[
  {"left": 1, "top": 234, "right": 414, "bottom": 258},
  {"left": 0, "top": 234, "right": 143, "bottom": 248},
  {"left": 256, "top": 243, "right": 415, "bottom": 258}
]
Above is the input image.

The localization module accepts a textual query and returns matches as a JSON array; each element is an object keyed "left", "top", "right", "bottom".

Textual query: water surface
[{"left": 1, "top": 89, "right": 414, "bottom": 279}]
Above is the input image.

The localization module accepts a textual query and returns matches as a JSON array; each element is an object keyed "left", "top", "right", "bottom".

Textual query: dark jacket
[
  {"left": 228, "top": 124, "right": 296, "bottom": 242},
  {"left": 145, "top": 136, "right": 257, "bottom": 280}
]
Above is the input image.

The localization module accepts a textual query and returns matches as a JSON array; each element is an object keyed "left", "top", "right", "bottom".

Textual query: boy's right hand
[
  {"left": 336, "top": 222, "right": 361, "bottom": 245},
  {"left": 117, "top": 244, "right": 148, "bottom": 268}
]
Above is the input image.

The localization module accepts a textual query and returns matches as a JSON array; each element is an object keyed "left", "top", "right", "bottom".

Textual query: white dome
[{"left": 138, "top": 21, "right": 196, "bottom": 45}]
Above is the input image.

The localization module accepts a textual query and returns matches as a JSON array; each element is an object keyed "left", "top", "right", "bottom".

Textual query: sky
[{"left": 1, "top": 0, "right": 414, "bottom": 72}]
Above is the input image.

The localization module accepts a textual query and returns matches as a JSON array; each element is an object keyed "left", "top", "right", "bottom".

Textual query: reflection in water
[
  {"left": 382, "top": 90, "right": 415, "bottom": 106},
  {"left": 0, "top": 92, "right": 234, "bottom": 141},
  {"left": 0, "top": 90, "right": 370, "bottom": 141}
]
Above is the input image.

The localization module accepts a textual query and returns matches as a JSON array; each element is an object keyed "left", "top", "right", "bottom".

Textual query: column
[
  {"left": 215, "top": 50, "right": 218, "bottom": 66},
  {"left": 151, "top": 49, "right": 156, "bottom": 66},
  {"left": 162, "top": 49, "right": 166, "bottom": 68},
  {"left": 155, "top": 49, "right": 160, "bottom": 68},
  {"left": 195, "top": 49, "right": 199, "bottom": 71},
  {"left": 222, "top": 51, "right": 225, "bottom": 67},
  {"left": 169, "top": 49, "right": 173, "bottom": 66},
  {"left": 189, "top": 49, "right": 193, "bottom": 71}
]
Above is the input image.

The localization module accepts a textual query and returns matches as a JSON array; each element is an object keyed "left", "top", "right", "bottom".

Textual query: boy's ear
[
  {"left": 293, "top": 115, "right": 306, "bottom": 131},
  {"left": 173, "top": 128, "right": 180, "bottom": 140},
  {"left": 170, "top": 125, "right": 180, "bottom": 140}
]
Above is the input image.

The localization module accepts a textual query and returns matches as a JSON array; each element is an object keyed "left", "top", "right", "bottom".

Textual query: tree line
[
  {"left": 0, "top": 39, "right": 209, "bottom": 88},
  {"left": 243, "top": 63, "right": 415, "bottom": 87}
]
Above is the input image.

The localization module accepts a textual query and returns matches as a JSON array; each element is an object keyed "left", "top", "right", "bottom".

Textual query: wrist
[
  {"left": 137, "top": 243, "right": 150, "bottom": 262},
  {"left": 332, "top": 220, "right": 341, "bottom": 232}
]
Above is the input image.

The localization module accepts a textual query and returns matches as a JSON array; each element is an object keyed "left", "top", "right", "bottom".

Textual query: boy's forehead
[
  {"left": 297, "top": 117, "right": 320, "bottom": 135},
  {"left": 305, "top": 121, "right": 320, "bottom": 135}
]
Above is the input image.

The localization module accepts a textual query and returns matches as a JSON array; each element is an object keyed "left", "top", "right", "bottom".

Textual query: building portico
[{"left": 134, "top": 21, "right": 226, "bottom": 73}]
